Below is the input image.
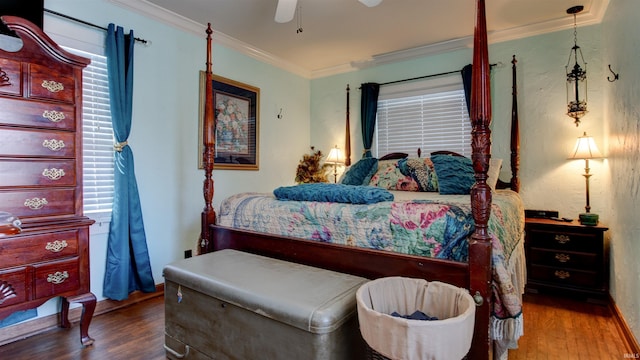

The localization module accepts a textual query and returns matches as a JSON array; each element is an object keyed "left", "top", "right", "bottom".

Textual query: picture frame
[{"left": 198, "top": 72, "right": 260, "bottom": 170}]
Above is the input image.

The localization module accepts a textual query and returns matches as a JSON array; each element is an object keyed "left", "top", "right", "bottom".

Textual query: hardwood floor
[
  {"left": 509, "top": 293, "right": 634, "bottom": 360},
  {"left": 0, "top": 292, "right": 634, "bottom": 359},
  {"left": 0, "top": 296, "right": 166, "bottom": 360}
]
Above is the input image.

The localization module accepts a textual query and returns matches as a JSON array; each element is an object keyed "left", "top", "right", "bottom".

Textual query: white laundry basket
[{"left": 356, "top": 277, "right": 476, "bottom": 360}]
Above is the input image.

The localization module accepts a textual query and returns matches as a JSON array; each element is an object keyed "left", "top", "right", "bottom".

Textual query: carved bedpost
[
  {"left": 345, "top": 84, "right": 351, "bottom": 167},
  {"left": 510, "top": 55, "right": 521, "bottom": 192},
  {"left": 199, "top": 23, "right": 216, "bottom": 255},
  {"left": 469, "top": 0, "right": 493, "bottom": 358}
]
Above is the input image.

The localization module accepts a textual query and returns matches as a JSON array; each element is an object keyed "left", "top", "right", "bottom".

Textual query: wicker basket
[{"left": 356, "top": 277, "right": 475, "bottom": 360}]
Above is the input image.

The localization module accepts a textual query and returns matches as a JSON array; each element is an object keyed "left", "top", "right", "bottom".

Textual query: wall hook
[
  {"left": 607, "top": 64, "right": 619, "bottom": 82},
  {"left": 277, "top": 108, "right": 283, "bottom": 119}
]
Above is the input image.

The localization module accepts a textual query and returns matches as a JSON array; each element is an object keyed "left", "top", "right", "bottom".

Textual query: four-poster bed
[{"left": 196, "top": 1, "right": 522, "bottom": 358}]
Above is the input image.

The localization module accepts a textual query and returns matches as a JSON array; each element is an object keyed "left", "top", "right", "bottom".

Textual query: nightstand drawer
[
  {"left": 528, "top": 248, "right": 598, "bottom": 269},
  {"left": 529, "top": 265, "right": 598, "bottom": 288},
  {"left": 526, "top": 229, "right": 599, "bottom": 252}
]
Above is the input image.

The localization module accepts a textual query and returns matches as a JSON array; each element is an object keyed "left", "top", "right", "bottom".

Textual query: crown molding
[
  {"left": 107, "top": 0, "right": 311, "bottom": 78},
  {"left": 107, "top": 0, "right": 609, "bottom": 79}
]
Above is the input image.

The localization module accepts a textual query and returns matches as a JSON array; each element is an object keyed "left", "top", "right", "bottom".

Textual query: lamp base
[{"left": 579, "top": 213, "right": 599, "bottom": 226}]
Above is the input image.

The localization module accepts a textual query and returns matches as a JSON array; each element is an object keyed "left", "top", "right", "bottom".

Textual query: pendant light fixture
[{"left": 565, "top": 5, "right": 588, "bottom": 126}]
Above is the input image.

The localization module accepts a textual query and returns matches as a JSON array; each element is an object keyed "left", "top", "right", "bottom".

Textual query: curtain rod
[
  {"left": 44, "top": 8, "right": 149, "bottom": 45},
  {"left": 377, "top": 63, "right": 498, "bottom": 87}
]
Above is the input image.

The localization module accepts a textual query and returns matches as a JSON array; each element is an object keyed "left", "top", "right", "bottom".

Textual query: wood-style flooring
[{"left": 0, "top": 293, "right": 634, "bottom": 360}]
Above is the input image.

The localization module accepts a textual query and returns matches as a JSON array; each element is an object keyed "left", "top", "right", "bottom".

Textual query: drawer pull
[
  {"left": 24, "top": 197, "right": 48, "bottom": 210},
  {"left": 554, "top": 234, "right": 571, "bottom": 244},
  {"left": 555, "top": 253, "right": 571, "bottom": 263},
  {"left": 45, "top": 240, "right": 68, "bottom": 253},
  {"left": 0, "top": 281, "right": 18, "bottom": 305},
  {"left": 0, "top": 68, "right": 10, "bottom": 86},
  {"left": 42, "top": 110, "right": 66, "bottom": 123},
  {"left": 42, "top": 168, "right": 66, "bottom": 180},
  {"left": 42, "top": 139, "right": 66, "bottom": 151},
  {"left": 47, "top": 271, "right": 69, "bottom": 284},
  {"left": 41, "top": 80, "right": 64, "bottom": 93},
  {"left": 554, "top": 270, "right": 571, "bottom": 280}
]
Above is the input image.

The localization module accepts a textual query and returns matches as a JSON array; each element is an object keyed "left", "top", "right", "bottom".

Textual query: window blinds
[{"left": 375, "top": 75, "right": 472, "bottom": 158}]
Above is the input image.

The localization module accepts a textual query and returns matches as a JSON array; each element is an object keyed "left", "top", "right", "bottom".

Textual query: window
[
  {"left": 65, "top": 47, "right": 114, "bottom": 216},
  {"left": 375, "top": 75, "right": 472, "bottom": 158}
]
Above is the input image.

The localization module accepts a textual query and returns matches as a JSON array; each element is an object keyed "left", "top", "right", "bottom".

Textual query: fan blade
[
  {"left": 275, "top": 0, "right": 297, "bottom": 23},
  {"left": 358, "top": 0, "right": 382, "bottom": 7}
]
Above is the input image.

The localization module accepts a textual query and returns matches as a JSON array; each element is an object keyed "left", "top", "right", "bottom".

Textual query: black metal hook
[{"left": 607, "top": 64, "right": 619, "bottom": 82}]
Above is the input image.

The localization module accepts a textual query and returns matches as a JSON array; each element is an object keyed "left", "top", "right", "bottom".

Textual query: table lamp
[
  {"left": 326, "top": 145, "right": 345, "bottom": 183},
  {"left": 568, "top": 132, "right": 603, "bottom": 225}
]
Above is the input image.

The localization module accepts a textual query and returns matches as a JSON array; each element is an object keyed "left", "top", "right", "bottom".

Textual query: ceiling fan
[{"left": 275, "top": 0, "right": 383, "bottom": 23}]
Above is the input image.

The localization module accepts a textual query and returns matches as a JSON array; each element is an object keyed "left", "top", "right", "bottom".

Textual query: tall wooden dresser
[{"left": 0, "top": 16, "right": 96, "bottom": 345}]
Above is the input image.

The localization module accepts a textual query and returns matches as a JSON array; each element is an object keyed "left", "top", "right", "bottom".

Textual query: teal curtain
[
  {"left": 360, "top": 83, "right": 380, "bottom": 158},
  {"left": 103, "top": 24, "right": 155, "bottom": 300},
  {"left": 461, "top": 64, "right": 472, "bottom": 115}
]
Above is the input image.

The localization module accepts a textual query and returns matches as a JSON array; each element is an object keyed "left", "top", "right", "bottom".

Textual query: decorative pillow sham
[
  {"left": 398, "top": 157, "right": 439, "bottom": 192},
  {"left": 368, "top": 159, "right": 420, "bottom": 191},
  {"left": 430, "top": 154, "right": 475, "bottom": 195},
  {"left": 274, "top": 183, "right": 394, "bottom": 204},
  {"left": 340, "top": 157, "right": 378, "bottom": 185},
  {"left": 487, "top": 158, "right": 503, "bottom": 191}
]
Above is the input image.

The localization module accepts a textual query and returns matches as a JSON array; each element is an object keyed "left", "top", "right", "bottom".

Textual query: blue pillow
[
  {"left": 274, "top": 183, "right": 393, "bottom": 204},
  {"left": 341, "top": 157, "right": 378, "bottom": 185},
  {"left": 431, "top": 154, "right": 475, "bottom": 195}
]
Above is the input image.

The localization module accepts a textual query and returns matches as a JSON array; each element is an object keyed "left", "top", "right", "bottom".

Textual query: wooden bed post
[
  {"left": 509, "top": 55, "right": 521, "bottom": 193},
  {"left": 345, "top": 84, "right": 351, "bottom": 167},
  {"left": 469, "top": 0, "right": 493, "bottom": 358},
  {"left": 199, "top": 23, "right": 216, "bottom": 255}
]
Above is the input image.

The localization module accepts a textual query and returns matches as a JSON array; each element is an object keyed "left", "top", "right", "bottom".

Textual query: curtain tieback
[
  {"left": 363, "top": 148, "right": 370, "bottom": 154},
  {"left": 114, "top": 140, "right": 128, "bottom": 152}
]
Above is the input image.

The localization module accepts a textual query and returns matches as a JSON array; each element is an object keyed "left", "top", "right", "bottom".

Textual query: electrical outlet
[{"left": 184, "top": 249, "right": 192, "bottom": 259}]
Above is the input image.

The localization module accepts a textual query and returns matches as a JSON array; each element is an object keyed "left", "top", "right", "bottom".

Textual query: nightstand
[{"left": 524, "top": 217, "right": 609, "bottom": 303}]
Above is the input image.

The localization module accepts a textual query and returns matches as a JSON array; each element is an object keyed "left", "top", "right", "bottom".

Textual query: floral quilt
[{"left": 218, "top": 189, "right": 525, "bottom": 346}]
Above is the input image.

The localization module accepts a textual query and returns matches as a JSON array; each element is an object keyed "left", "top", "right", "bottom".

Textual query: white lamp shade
[
  {"left": 326, "top": 147, "right": 345, "bottom": 164},
  {"left": 568, "top": 132, "right": 603, "bottom": 160}
]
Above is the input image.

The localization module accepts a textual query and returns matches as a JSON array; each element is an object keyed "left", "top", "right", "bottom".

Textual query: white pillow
[{"left": 487, "top": 158, "right": 503, "bottom": 191}]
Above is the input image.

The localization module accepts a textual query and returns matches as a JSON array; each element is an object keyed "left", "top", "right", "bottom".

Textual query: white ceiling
[{"left": 110, "top": 0, "right": 608, "bottom": 78}]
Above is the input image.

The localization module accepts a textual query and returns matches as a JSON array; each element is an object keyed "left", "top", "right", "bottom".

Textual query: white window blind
[
  {"left": 375, "top": 75, "right": 472, "bottom": 158},
  {"left": 66, "top": 48, "right": 114, "bottom": 215}
]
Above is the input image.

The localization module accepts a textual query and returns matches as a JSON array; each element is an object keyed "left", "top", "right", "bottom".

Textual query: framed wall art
[{"left": 198, "top": 72, "right": 259, "bottom": 170}]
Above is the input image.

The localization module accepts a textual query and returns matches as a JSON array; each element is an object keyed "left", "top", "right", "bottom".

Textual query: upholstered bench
[{"left": 163, "top": 249, "right": 368, "bottom": 360}]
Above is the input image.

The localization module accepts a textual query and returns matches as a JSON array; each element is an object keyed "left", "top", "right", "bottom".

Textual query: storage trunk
[{"left": 164, "top": 249, "right": 368, "bottom": 360}]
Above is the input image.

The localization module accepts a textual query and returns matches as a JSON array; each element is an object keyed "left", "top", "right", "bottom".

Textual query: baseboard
[
  {"left": 609, "top": 293, "right": 640, "bottom": 354},
  {"left": 0, "top": 283, "right": 164, "bottom": 346}
]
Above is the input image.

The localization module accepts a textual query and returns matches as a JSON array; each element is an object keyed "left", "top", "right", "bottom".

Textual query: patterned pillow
[
  {"left": 368, "top": 159, "right": 420, "bottom": 191},
  {"left": 487, "top": 158, "right": 503, "bottom": 191},
  {"left": 431, "top": 154, "right": 475, "bottom": 195},
  {"left": 341, "top": 157, "right": 378, "bottom": 185},
  {"left": 398, "top": 158, "right": 439, "bottom": 192}
]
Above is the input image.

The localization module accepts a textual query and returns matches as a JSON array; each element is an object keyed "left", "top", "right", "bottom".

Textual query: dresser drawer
[
  {"left": 0, "top": 97, "right": 75, "bottom": 130},
  {"left": 0, "top": 159, "right": 76, "bottom": 188},
  {"left": 529, "top": 264, "right": 598, "bottom": 288},
  {"left": 528, "top": 248, "right": 598, "bottom": 269},
  {"left": 28, "top": 63, "right": 76, "bottom": 104},
  {"left": 0, "top": 58, "right": 22, "bottom": 96},
  {"left": 0, "top": 267, "right": 29, "bottom": 308},
  {"left": 0, "top": 128, "right": 76, "bottom": 158},
  {"left": 34, "top": 258, "right": 80, "bottom": 299},
  {"left": 0, "top": 188, "right": 76, "bottom": 218},
  {"left": 526, "top": 229, "right": 599, "bottom": 252},
  {"left": 0, "top": 230, "right": 80, "bottom": 268}
]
